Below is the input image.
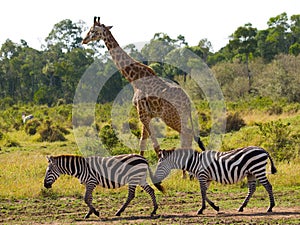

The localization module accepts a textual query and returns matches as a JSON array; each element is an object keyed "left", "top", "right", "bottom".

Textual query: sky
[{"left": 1, "top": 0, "right": 300, "bottom": 52}]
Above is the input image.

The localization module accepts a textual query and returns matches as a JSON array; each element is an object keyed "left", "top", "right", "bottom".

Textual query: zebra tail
[
  {"left": 268, "top": 154, "right": 277, "bottom": 174},
  {"left": 148, "top": 166, "right": 165, "bottom": 194}
]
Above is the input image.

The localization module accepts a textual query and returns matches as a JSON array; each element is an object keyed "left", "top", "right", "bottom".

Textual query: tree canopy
[{"left": 0, "top": 12, "right": 299, "bottom": 108}]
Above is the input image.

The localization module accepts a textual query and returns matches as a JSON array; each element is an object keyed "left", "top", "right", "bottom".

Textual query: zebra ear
[
  {"left": 46, "top": 156, "right": 52, "bottom": 163},
  {"left": 158, "top": 150, "right": 162, "bottom": 159},
  {"left": 158, "top": 149, "right": 166, "bottom": 159}
]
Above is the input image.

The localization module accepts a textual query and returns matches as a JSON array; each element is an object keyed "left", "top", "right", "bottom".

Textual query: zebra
[
  {"left": 154, "top": 146, "right": 277, "bottom": 214},
  {"left": 44, "top": 154, "right": 165, "bottom": 218}
]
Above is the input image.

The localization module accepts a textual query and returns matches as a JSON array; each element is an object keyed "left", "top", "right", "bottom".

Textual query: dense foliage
[{"left": 0, "top": 13, "right": 299, "bottom": 107}]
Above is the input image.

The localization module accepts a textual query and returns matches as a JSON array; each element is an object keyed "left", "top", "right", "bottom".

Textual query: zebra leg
[
  {"left": 203, "top": 180, "right": 219, "bottom": 212},
  {"left": 238, "top": 175, "right": 256, "bottom": 212},
  {"left": 141, "top": 184, "right": 158, "bottom": 216},
  {"left": 84, "top": 184, "right": 99, "bottom": 219},
  {"left": 261, "top": 179, "right": 275, "bottom": 212},
  {"left": 115, "top": 185, "right": 136, "bottom": 216},
  {"left": 197, "top": 179, "right": 208, "bottom": 214},
  {"left": 206, "top": 196, "right": 219, "bottom": 212}
]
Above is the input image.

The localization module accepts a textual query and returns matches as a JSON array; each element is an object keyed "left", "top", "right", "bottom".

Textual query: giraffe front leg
[
  {"left": 139, "top": 125, "right": 149, "bottom": 157},
  {"left": 84, "top": 184, "right": 99, "bottom": 219},
  {"left": 149, "top": 123, "right": 160, "bottom": 156},
  {"left": 180, "top": 126, "right": 193, "bottom": 179}
]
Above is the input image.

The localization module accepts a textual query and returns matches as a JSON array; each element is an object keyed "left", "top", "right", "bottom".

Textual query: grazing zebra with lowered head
[
  {"left": 154, "top": 146, "right": 277, "bottom": 214},
  {"left": 44, "top": 154, "right": 165, "bottom": 218}
]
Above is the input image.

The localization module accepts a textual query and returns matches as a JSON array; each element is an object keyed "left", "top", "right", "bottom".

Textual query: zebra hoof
[
  {"left": 238, "top": 207, "right": 244, "bottom": 212},
  {"left": 115, "top": 211, "right": 121, "bottom": 216},
  {"left": 94, "top": 210, "right": 100, "bottom": 217},
  {"left": 197, "top": 209, "right": 204, "bottom": 215},
  {"left": 267, "top": 208, "right": 273, "bottom": 213}
]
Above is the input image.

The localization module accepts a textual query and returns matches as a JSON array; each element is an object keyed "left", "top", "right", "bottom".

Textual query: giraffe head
[{"left": 82, "top": 17, "right": 113, "bottom": 44}]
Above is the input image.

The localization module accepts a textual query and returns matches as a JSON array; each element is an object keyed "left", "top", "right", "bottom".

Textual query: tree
[
  {"left": 141, "top": 32, "right": 175, "bottom": 64},
  {"left": 290, "top": 14, "right": 300, "bottom": 55},
  {"left": 229, "top": 23, "right": 257, "bottom": 91},
  {"left": 257, "top": 13, "right": 292, "bottom": 61},
  {"left": 45, "top": 19, "right": 85, "bottom": 52}
]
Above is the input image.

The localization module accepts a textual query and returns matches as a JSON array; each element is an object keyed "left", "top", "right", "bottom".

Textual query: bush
[
  {"left": 4, "top": 139, "right": 21, "bottom": 147},
  {"left": 267, "top": 104, "right": 283, "bottom": 115},
  {"left": 125, "top": 118, "right": 141, "bottom": 138},
  {"left": 38, "top": 120, "right": 66, "bottom": 142},
  {"left": 226, "top": 112, "right": 246, "bottom": 132},
  {"left": 99, "top": 124, "right": 119, "bottom": 152},
  {"left": 0, "top": 131, "right": 4, "bottom": 140},
  {"left": 256, "top": 120, "right": 296, "bottom": 161},
  {"left": 25, "top": 119, "right": 41, "bottom": 135}
]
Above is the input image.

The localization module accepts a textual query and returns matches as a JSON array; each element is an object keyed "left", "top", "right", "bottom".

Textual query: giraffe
[{"left": 82, "top": 17, "right": 205, "bottom": 159}]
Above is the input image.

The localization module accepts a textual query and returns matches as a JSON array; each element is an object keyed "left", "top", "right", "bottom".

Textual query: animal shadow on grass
[
  {"left": 74, "top": 210, "right": 300, "bottom": 222},
  {"left": 74, "top": 214, "right": 199, "bottom": 222},
  {"left": 218, "top": 210, "right": 300, "bottom": 218}
]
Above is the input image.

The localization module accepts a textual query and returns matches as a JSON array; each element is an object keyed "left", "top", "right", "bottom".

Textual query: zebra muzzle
[{"left": 44, "top": 182, "right": 52, "bottom": 189}]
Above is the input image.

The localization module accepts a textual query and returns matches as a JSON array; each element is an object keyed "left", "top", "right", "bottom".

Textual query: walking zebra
[
  {"left": 44, "top": 154, "right": 165, "bottom": 218},
  {"left": 154, "top": 146, "right": 277, "bottom": 214}
]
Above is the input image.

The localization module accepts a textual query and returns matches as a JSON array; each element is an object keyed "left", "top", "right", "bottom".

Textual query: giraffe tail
[
  {"left": 194, "top": 136, "right": 206, "bottom": 151},
  {"left": 189, "top": 110, "right": 206, "bottom": 151}
]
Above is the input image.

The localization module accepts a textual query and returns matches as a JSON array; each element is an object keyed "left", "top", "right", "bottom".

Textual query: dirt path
[{"left": 7, "top": 206, "right": 297, "bottom": 225}]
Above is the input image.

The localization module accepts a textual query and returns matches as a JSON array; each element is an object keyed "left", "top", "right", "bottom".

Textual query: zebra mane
[
  {"left": 47, "top": 155, "right": 84, "bottom": 163},
  {"left": 158, "top": 148, "right": 176, "bottom": 159}
]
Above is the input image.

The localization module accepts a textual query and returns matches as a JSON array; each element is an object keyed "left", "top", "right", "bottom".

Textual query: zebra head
[
  {"left": 154, "top": 149, "right": 175, "bottom": 182},
  {"left": 44, "top": 156, "right": 61, "bottom": 189}
]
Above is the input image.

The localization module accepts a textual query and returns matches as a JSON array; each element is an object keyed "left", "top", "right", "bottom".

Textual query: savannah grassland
[{"left": 1, "top": 100, "right": 300, "bottom": 224}]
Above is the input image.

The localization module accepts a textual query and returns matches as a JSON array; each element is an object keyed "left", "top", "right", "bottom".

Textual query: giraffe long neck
[
  {"left": 102, "top": 30, "right": 138, "bottom": 82},
  {"left": 102, "top": 29, "right": 156, "bottom": 83}
]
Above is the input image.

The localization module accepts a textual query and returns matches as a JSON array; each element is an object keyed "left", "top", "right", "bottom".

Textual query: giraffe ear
[{"left": 107, "top": 26, "right": 113, "bottom": 30}]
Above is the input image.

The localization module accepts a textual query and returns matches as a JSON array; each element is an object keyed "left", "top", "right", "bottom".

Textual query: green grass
[{"left": 1, "top": 102, "right": 300, "bottom": 224}]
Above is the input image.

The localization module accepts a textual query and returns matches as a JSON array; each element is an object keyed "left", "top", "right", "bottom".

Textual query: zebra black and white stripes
[
  {"left": 154, "top": 146, "right": 277, "bottom": 214},
  {"left": 44, "top": 154, "right": 165, "bottom": 218}
]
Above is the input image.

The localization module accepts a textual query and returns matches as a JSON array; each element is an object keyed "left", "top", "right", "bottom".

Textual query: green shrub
[
  {"left": 0, "top": 131, "right": 4, "bottom": 140},
  {"left": 267, "top": 104, "right": 283, "bottom": 115},
  {"left": 38, "top": 120, "right": 66, "bottom": 142},
  {"left": 25, "top": 119, "right": 41, "bottom": 135},
  {"left": 256, "top": 120, "right": 296, "bottom": 161},
  {"left": 126, "top": 118, "right": 141, "bottom": 138},
  {"left": 226, "top": 112, "right": 246, "bottom": 132},
  {"left": 4, "top": 139, "right": 21, "bottom": 147},
  {"left": 99, "top": 124, "right": 119, "bottom": 152}
]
